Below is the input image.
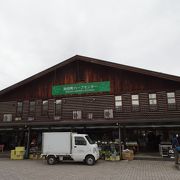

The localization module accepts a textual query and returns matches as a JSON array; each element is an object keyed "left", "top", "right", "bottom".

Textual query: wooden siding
[
  {"left": 22, "top": 100, "right": 29, "bottom": 120},
  {"left": 1, "top": 91, "right": 180, "bottom": 125},
  {"left": 62, "top": 95, "right": 114, "bottom": 120},
  {"left": 0, "top": 59, "right": 180, "bottom": 126},
  {"left": 0, "top": 101, "right": 16, "bottom": 122},
  {"left": 1, "top": 60, "right": 180, "bottom": 101}
]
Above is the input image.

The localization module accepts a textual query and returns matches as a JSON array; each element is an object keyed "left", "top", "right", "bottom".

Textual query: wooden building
[{"left": 0, "top": 55, "right": 180, "bottom": 154}]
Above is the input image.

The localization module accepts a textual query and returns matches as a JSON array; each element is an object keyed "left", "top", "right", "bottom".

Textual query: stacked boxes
[
  {"left": 29, "top": 153, "right": 41, "bottom": 160},
  {"left": 10, "top": 146, "right": 25, "bottom": 160},
  {"left": 122, "top": 150, "right": 134, "bottom": 160}
]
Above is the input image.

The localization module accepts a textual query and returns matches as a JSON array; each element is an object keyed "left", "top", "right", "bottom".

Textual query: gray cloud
[{"left": 0, "top": 0, "right": 180, "bottom": 90}]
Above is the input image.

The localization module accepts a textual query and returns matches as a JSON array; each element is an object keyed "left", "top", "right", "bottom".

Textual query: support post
[
  {"left": 25, "top": 126, "right": 30, "bottom": 159},
  {"left": 118, "top": 123, "right": 122, "bottom": 160}
]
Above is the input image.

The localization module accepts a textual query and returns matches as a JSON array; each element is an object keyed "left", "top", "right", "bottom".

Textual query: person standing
[
  {"left": 172, "top": 134, "right": 180, "bottom": 164},
  {"left": 172, "top": 134, "right": 180, "bottom": 149}
]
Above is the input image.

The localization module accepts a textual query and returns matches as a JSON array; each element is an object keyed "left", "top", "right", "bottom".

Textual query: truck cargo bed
[{"left": 42, "top": 132, "right": 72, "bottom": 155}]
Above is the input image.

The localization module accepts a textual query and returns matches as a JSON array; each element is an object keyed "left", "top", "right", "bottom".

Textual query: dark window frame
[
  {"left": 167, "top": 92, "right": 176, "bottom": 110},
  {"left": 17, "top": 102, "right": 23, "bottom": 115},
  {"left": 55, "top": 99, "right": 62, "bottom": 116},
  {"left": 115, "top": 95, "right": 122, "bottom": 111},
  {"left": 167, "top": 92, "right": 176, "bottom": 104},
  {"left": 73, "top": 110, "right": 82, "bottom": 120},
  {"left": 29, "top": 101, "right": 36, "bottom": 114},
  {"left": 131, "top": 94, "right": 139, "bottom": 112},
  {"left": 149, "top": 93, "right": 158, "bottom": 111},
  {"left": 42, "top": 100, "right": 48, "bottom": 115}
]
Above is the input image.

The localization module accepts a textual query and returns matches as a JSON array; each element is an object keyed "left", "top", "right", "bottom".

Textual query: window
[
  {"left": 17, "top": 102, "right": 23, "bottom": 114},
  {"left": 115, "top": 96, "right": 122, "bottom": 110},
  {"left": 55, "top": 100, "right": 62, "bottom": 115},
  {"left": 149, "top": 93, "right": 157, "bottom": 111},
  {"left": 42, "top": 100, "right": 48, "bottom": 115},
  {"left": 167, "top": 92, "right": 176, "bottom": 110},
  {"left": 131, "top": 95, "right": 139, "bottom": 111},
  {"left": 29, "top": 101, "right": 35, "bottom": 113},
  {"left": 85, "top": 136, "right": 94, "bottom": 144},
  {"left": 73, "top": 110, "right": 82, "bottom": 119},
  {"left": 75, "top": 137, "right": 87, "bottom": 145},
  {"left": 87, "top": 113, "right": 93, "bottom": 119},
  {"left": 149, "top": 94, "right": 157, "bottom": 105},
  {"left": 131, "top": 95, "right": 139, "bottom": 106},
  {"left": 167, "top": 92, "right": 176, "bottom": 104}
]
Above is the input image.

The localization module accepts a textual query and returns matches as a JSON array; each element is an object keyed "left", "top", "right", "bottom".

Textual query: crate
[
  {"left": 10, "top": 149, "right": 25, "bottom": 160},
  {"left": 15, "top": 146, "right": 25, "bottom": 151},
  {"left": 11, "top": 151, "right": 24, "bottom": 160},
  {"left": 105, "top": 156, "right": 120, "bottom": 161},
  {"left": 13, "top": 154, "right": 24, "bottom": 160},
  {"left": 10, "top": 150, "right": 16, "bottom": 160},
  {"left": 15, "top": 150, "right": 25, "bottom": 156},
  {"left": 122, "top": 150, "right": 134, "bottom": 160},
  {"left": 29, "top": 153, "right": 41, "bottom": 160}
]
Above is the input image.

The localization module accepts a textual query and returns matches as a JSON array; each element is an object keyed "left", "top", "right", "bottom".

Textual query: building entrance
[{"left": 124, "top": 127, "right": 180, "bottom": 154}]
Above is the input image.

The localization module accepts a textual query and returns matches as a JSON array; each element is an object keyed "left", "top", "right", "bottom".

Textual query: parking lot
[{"left": 0, "top": 159, "right": 180, "bottom": 180}]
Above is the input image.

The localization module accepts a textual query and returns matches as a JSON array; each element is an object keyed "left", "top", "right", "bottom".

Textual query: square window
[
  {"left": 167, "top": 92, "right": 175, "bottom": 98},
  {"left": 55, "top": 99, "right": 62, "bottom": 115},
  {"left": 17, "top": 102, "right": 23, "bottom": 114},
  {"left": 167, "top": 92, "right": 176, "bottom": 104},
  {"left": 132, "top": 95, "right": 139, "bottom": 106},
  {"left": 149, "top": 93, "right": 157, "bottom": 105},
  {"left": 115, "top": 96, "right": 122, "bottom": 101},
  {"left": 73, "top": 110, "right": 82, "bottom": 119},
  {"left": 29, "top": 101, "right": 35, "bottom": 113},
  {"left": 42, "top": 100, "right": 48, "bottom": 114},
  {"left": 115, "top": 95, "right": 122, "bottom": 110}
]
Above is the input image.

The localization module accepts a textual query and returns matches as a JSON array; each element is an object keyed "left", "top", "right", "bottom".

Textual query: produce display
[{"left": 97, "top": 141, "right": 121, "bottom": 161}]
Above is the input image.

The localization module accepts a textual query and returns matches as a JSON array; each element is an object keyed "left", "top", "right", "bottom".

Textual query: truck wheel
[
  {"left": 85, "top": 155, "right": 95, "bottom": 166},
  {"left": 47, "top": 156, "right": 56, "bottom": 165}
]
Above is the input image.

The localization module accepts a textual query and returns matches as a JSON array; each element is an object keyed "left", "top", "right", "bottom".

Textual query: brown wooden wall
[
  {"left": 1, "top": 90, "right": 180, "bottom": 125},
  {"left": 1, "top": 59, "right": 180, "bottom": 126},
  {"left": 62, "top": 95, "right": 114, "bottom": 119},
  {"left": 1, "top": 60, "right": 180, "bottom": 102}
]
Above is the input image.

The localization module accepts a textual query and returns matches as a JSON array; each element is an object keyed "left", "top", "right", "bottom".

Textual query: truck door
[{"left": 72, "top": 136, "right": 89, "bottom": 161}]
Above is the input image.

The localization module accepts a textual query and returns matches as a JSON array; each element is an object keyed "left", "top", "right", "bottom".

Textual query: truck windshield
[{"left": 85, "top": 136, "right": 95, "bottom": 144}]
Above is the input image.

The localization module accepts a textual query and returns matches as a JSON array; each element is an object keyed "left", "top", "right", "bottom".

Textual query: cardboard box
[
  {"left": 29, "top": 153, "right": 41, "bottom": 160},
  {"left": 122, "top": 150, "right": 134, "bottom": 160}
]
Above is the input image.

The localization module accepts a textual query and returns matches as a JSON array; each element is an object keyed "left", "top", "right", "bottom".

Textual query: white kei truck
[{"left": 41, "top": 132, "right": 99, "bottom": 165}]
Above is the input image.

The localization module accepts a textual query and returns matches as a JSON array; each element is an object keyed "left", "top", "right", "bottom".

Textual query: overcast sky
[{"left": 0, "top": 0, "right": 180, "bottom": 91}]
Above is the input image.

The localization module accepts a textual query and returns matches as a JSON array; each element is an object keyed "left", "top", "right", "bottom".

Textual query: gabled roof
[{"left": 1, "top": 55, "right": 180, "bottom": 96}]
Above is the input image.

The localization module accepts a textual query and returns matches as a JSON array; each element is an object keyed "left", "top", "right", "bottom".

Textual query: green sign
[{"left": 52, "top": 81, "right": 110, "bottom": 96}]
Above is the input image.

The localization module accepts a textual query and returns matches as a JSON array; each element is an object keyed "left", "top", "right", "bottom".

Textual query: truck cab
[{"left": 72, "top": 134, "right": 99, "bottom": 164}]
